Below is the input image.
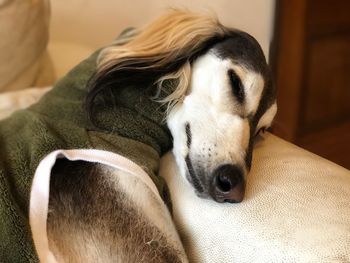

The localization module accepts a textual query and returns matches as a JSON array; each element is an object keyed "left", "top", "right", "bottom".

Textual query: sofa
[{"left": 1, "top": 1, "right": 349, "bottom": 262}]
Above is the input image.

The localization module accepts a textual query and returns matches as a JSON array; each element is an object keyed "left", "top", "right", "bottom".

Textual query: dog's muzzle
[{"left": 210, "top": 164, "right": 246, "bottom": 203}]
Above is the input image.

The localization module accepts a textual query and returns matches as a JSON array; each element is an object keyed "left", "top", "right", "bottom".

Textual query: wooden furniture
[{"left": 270, "top": 0, "right": 350, "bottom": 169}]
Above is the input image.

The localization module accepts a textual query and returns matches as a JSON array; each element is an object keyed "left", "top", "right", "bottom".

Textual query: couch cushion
[
  {"left": 47, "top": 41, "right": 95, "bottom": 80},
  {"left": 160, "top": 133, "right": 350, "bottom": 262},
  {"left": 0, "top": 0, "right": 50, "bottom": 92}
]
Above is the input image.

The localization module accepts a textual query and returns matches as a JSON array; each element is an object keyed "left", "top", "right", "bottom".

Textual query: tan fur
[
  {"left": 155, "top": 61, "right": 192, "bottom": 116},
  {"left": 97, "top": 9, "right": 229, "bottom": 112},
  {"left": 48, "top": 161, "right": 187, "bottom": 263}
]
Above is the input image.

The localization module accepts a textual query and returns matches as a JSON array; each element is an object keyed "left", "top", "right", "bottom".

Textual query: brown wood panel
[
  {"left": 297, "top": 121, "right": 350, "bottom": 169},
  {"left": 271, "top": 0, "right": 307, "bottom": 141},
  {"left": 271, "top": 0, "right": 350, "bottom": 168},
  {"left": 307, "top": 0, "right": 350, "bottom": 37},
  {"left": 301, "top": 35, "right": 350, "bottom": 133}
]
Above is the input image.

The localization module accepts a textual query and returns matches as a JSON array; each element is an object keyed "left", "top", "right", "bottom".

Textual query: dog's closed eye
[{"left": 228, "top": 69, "right": 244, "bottom": 103}]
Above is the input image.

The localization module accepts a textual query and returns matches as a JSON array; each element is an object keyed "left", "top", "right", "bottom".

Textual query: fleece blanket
[{"left": 0, "top": 32, "right": 175, "bottom": 262}]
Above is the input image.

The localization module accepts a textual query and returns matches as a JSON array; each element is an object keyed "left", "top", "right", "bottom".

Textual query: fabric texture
[
  {"left": 0, "top": 32, "right": 174, "bottom": 262},
  {"left": 160, "top": 133, "right": 350, "bottom": 263},
  {"left": 0, "top": 0, "right": 51, "bottom": 92}
]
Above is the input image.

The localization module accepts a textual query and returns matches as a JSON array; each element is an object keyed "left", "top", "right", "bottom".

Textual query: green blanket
[{"left": 0, "top": 33, "right": 175, "bottom": 262}]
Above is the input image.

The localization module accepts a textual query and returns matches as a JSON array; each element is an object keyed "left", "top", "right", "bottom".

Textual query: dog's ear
[{"left": 85, "top": 9, "right": 230, "bottom": 125}]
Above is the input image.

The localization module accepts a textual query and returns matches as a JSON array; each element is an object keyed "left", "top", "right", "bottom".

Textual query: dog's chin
[
  {"left": 181, "top": 170, "right": 208, "bottom": 199},
  {"left": 193, "top": 190, "right": 211, "bottom": 200}
]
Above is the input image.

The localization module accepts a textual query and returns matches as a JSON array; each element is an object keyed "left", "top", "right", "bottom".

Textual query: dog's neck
[{"left": 90, "top": 79, "right": 179, "bottom": 156}]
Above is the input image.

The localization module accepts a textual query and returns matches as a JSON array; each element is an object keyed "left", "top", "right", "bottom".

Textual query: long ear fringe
[
  {"left": 86, "top": 9, "right": 229, "bottom": 124},
  {"left": 154, "top": 61, "right": 191, "bottom": 119}
]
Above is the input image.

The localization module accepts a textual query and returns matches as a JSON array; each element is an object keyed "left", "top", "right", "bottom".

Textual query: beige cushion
[
  {"left": 160, "top": 133, "right": 350, "bottom": 262},
  {"left": 0, "top": 87, "right": 51, "bottom": 120},
  {"left": 47, "top": 41, "right": 95, "bottom": 80},
  {"left": 0, "top": 0, "right": 50, "bottom": 92}
]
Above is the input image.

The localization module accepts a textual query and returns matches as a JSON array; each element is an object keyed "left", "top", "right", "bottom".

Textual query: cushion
[
  {"left": 0, "top": 0, "right": 51, "bottom": 92},
  {"left": 47, "top": 41, "right": 95, "bottom": 80},
  {"left": 0, "top": 87, "right": 51, "bottom": 120},
  {"left": 160, "top": 133, "right": 350, "bottom": 262}
]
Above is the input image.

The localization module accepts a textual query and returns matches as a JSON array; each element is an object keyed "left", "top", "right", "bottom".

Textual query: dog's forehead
[{"left": 211, "top": 31, "right": 268, "bottom": 75}]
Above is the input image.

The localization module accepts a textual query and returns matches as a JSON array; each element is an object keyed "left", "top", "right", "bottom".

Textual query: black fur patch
[
  {"left": 185, "top": 122, "right": 192, "bottom": 148},
  {"left": 212, "top": 30, "right": 268, "bottom": 74},
  {"left": 184, "top": 123, "right": 203, "bottom": 193},
  {"left": 185, "top": 155, "right": 204, "bottom": 193}
]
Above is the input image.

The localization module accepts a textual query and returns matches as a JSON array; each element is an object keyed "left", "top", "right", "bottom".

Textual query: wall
[{"left": 50, "top": 0, "right": 275, "bottom": 58}]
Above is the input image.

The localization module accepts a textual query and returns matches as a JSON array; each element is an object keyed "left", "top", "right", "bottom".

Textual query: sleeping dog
[{"left": 0, "top": 10, "right": 276, "bottom": 263}]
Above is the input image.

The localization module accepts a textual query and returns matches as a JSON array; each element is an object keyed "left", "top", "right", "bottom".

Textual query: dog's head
[
  {"left": 167, "top": 32, "right": 276, "bottom": 203},
  {"left": 86, "top": 10, "right": 276, "bottom": 203}
]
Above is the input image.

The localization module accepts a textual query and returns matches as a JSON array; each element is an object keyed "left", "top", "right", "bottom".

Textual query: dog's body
[
  {"left": 45, "top": 11, "right": 276, "bottom": 262},
  {"left": 0, "top": 10, "right": 276, "bottom": 262},
  {"left": 48, "top": 159, "right": 186, "bottom": 263}
]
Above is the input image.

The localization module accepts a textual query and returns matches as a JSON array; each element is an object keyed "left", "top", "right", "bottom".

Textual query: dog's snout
[{"left": 211, "top": 164, "right": 245, "bottom": 203}]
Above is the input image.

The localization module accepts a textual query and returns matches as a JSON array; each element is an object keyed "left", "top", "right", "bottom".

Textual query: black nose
[{"left": 211, "top": 164, "right": 245, "bottom": 203}]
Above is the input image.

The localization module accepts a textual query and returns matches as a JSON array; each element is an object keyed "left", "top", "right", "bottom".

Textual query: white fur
[
  {"left": 241, "top": 67, "right": 265, "bottom": 116},
  {"left": 256, "top": 102, "right": 277, "bottom": 133},
  {"left": 110, "top": 167, "right": 186, "bottom": 254}
]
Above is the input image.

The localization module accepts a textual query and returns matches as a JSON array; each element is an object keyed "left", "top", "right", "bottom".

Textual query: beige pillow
[
  {"left": 160, "top": 134, "right": 350, "bottom": 262},
  {"left": 0, "top": 0, "right": 51, "bottom": 92}
]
